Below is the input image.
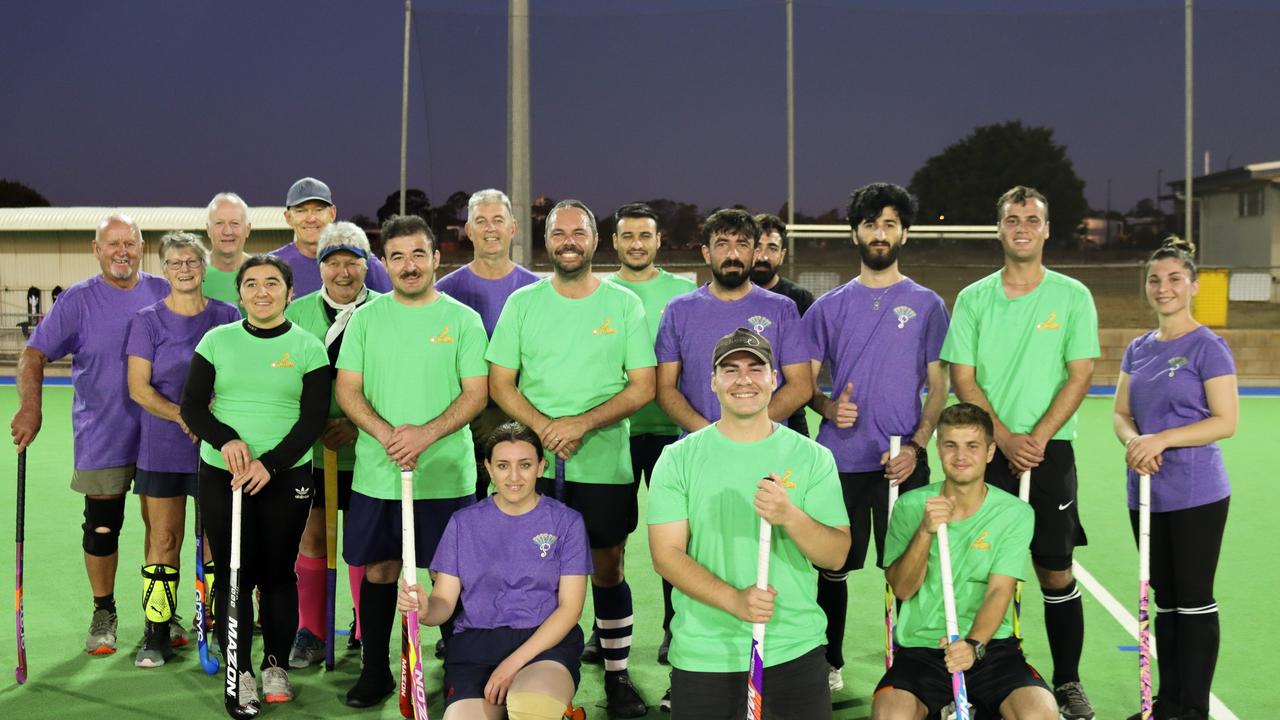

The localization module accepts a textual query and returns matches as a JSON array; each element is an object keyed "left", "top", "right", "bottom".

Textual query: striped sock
[{"left": 593, "top": 581, "right": 634, "bottom": 676}]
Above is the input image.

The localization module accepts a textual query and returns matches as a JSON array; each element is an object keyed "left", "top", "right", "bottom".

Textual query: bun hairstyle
[{"left": 1147, "top": 234, "right": 1198, "bottom": 280}]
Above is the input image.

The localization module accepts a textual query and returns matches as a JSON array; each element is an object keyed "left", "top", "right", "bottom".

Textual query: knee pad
[
  {"left": 142, "top": 563, "right": 179, "bottom": 622},
  {"left": 1031, "top": 552, "right": 1073, "bottom": 572},
  {"left": 820, "top": 570, "right": 848, "bottom": 583},
  {"left": 82, "top": 496, "right": 126, "bottom": 557},
  {"left": 505, "top": 691, "right": 569, "bottom": 720}
]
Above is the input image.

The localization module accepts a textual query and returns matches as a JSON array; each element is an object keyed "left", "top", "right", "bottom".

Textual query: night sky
[{"left": 2, "top": 0, "right": 1277, "bottom": 220}]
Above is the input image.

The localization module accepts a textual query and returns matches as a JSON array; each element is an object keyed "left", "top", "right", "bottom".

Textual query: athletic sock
[
  {"left": 1043, "top": 580, "right": 1084, "bottom": 686},
  {"left": 1153, "top": 604, "right": 1182, "bottom": 712},
  {"left": 348, "top": 565, "right": 365, "bottom": 639},
  {"left": 94, "top": 594, "right": 116, "bottom": 614},
  {"left": 816, "top": 571, "right": 848, "bottom": 669},
  {"left": 593, "top": 581, "right": 634, "bottom": 677},
  {"left": 1177, "top": 605, "right": 1219, "bottom": 715},
  {"left": 295, "top": 554, "right": 327, "bottom": 637},
  {"left": 358, "top": 579, "right": 397, "bottom": 677},
  {"left": 662, "top": 579, "right": 675, "bottom": 631}
]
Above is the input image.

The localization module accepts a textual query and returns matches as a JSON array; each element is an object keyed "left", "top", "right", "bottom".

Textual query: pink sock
[
  {"left": 295, "top": 554, "right": 328, "bottom": 637},
  {"left": 348, "top": 565, "right": 365, "bottom": 639}
]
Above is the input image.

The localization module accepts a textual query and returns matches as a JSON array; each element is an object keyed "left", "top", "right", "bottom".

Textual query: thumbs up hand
[{"left": 828, "top": 382, "right": 858, "bottom": 429}]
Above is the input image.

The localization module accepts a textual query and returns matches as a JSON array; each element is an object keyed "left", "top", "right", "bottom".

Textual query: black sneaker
[
  {"left": 659, "top": 687, "right": 672, "bottom": 713},
  {"left": 657, "top": 629, "right": 672, "bottom": 665},
  {"left": 434, "top": 637, "right": 445, "bottom": 659},
  {"left": 1055, "top": 681, "right": 1096, "bottom": 720},
  {"left": 346, "top": 611, "right": 361, "bottom": 651},
  {"left": 605, "top": 672, "right": 647, "bottom": 718},
  {"left": 581, "top": 628, "right": 602, "bottom": 665},
  {"left": 345, "top": 668, "right": 396, "bottom": 708},
  {"left": 1126, "top": 699, "right": 1177, "bottom": 720}
]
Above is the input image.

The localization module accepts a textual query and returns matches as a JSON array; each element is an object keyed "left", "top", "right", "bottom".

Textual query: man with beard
[
  {"left": 751, "top": 213, "right": 814, "bottom": 316},
  {"left": 203, "top": 192, "right": 253, "bottom": 307},
  {"left": 488, "top": 200, "right": 656, "bottom": 717},
  {"left": 802, "top": 182, "right": 950, "bottom": 692},
  {"left": 11, "top": 214, "right": 171, "bottom": 655},
  {"left": 271, "top": 177, "right": 393, "bottom": 297}
]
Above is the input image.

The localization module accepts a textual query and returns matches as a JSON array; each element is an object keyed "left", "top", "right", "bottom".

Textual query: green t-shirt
[
  {"left": 647, "top": 424, "right": 849, "bottom": 672},
  {"left": 285, "top": 289, "right": 383, "bottom": 471},
  {"left": 940, "top": 269, "right": 1099, "bottom": 439},
  {"left": 336, "top": 293, "right": 489, "bottom": 500},
  {"left": 194, "top": 322, "right": 329, "bottom": 470},
  {"left": 203, "top": 265, "right": 243, "bottom": 310},
  {"left": 486, "top": 279, "right": 656, "bottom": 485},
  {"left": 885, "top": 483, "right": 1033, "bottom": 648},
  {"left": 605, "top": 269, "right": 697, "bottom": 436}
]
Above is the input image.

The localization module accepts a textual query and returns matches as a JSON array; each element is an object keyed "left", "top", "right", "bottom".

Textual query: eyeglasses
[{"left": 165, "top": 259, "right": 204, "bottom": 270}]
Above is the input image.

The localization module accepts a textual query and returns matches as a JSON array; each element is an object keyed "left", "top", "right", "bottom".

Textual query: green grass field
[{"left": 0, "top": 388, "right": 1272, "bottom": 719}]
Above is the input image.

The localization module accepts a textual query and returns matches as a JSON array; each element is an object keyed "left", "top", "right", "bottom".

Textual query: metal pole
[
  {"left": 400, "top": 0, "right": 411, "bottom": 216},
  {"left": 509, "top": 0, "right": 532, "bottom": 266},
  {"left": 785, "top": 0, "right": 795, "bottom": 267},
  {"left": 1185, "top": 0, "right": 1193, "bottom": 248}
]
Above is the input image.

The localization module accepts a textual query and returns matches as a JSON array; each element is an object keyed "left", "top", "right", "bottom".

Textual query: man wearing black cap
[
  {"left": 647, "top": 328, "right": 850, "bottom": 719},
  {"left": 272, "top": 177, "right": 393, "bottom": 297}
]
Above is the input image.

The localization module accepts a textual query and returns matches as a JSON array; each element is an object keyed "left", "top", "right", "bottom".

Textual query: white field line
[{"left": 1072, "top": 560, "right": 1238, "bottom": 720}]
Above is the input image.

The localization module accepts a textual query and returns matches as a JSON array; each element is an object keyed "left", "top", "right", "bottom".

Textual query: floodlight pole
[
  {"left": 509, "top": 0, "right": 532, "bottom": 266},
  {"left": 785, "top": 0, "right": 796, "bottom": 267},
  {"left": 400, "top": 0, "right": 411, "bottom": 215},
  {"left": 1184, "top": 0, "right": 1193, "bottom": 248}
]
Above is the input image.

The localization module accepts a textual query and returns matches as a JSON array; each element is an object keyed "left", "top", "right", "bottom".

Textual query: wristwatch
[{"left": 964, "top": 637, "right": 986, "bottom": 662}]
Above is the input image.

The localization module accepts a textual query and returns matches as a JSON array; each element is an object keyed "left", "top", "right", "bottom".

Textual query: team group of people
[{"left": 8, "top": 177, "right": 1234, "bottom": 720}]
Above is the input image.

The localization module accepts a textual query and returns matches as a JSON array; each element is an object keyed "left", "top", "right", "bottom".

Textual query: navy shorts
[
  {"left": 133, "top": 470, "right": 197, "bottom": 498},
  {"left": 535, "top": 477, "right": 636, "bottom": 549},
  {"left": 987, "top": 440, "right": 1087, "bottom": 565},
  {"left": 310, "top": 467, "right": 353, "bottom": 511},
  {"left": 444, "top": 625, "right": 584, "bottom": 707},
  {"left": 875, "top": 638, "right": 1049, "bottom": 716},
  {"left": 343, "top": 491, "right": 473, "bottom": 567}
]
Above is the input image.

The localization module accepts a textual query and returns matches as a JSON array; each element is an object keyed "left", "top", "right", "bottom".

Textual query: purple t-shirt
[
  {"left": 269, "top": 241, "right": 393, "bottom": 298},
  {"left": 805, "top": 278, "right": 949, "bottom": 472},
  {"left": 655, "top": 284, "right": 809, "bottom": 426},
  {"left": 27, "top": 273, "right": 171, "bottom": 470},
  {"left": 436, "top": 264, "right": 541, "bottom": 337},
  {"left": 430, "top": 495, "right": 592, "bottom": 632},
  {"left": 125, "top": 299, "right": 241, "bottom": 473},
  {"left": 1122, "top": 326, "right": 1235, "bottom": 512}
]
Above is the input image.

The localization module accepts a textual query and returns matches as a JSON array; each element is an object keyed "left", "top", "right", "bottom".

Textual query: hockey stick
[
  {"left": 884, "top": 435, "right": 901, "bottom": 670},
  {"left": 745, "top": 512, "right": 773, "bottom": 720},
  {"left": 401, "top": 469, "right": 429, "bottom": 719},
  {"left": 194, "top": 492, "right": 219, "bottom": 675},
  {"left": 323, "top": 448, "right": 339, "bottom": 671},
  {"left": 14, "top": 449, "right": 27, "bottom": 685},
  {"left": 554, "top": 456, "right": 566, "bottom": 502},
  {"left": 224, "top": 488, "right": 258, "bottom": 718},
  {"left": 1013, "top": 469, "right": 1030, "bottom": 640},
  {"left": 1138, "top": 473, "right": 1152, "bottom": 719},
  {"left": 937, "top": 523, "right": 971, "bottom": 720},
  {"left": 398, "top": 619, "right": 412, "bottom": 718}
]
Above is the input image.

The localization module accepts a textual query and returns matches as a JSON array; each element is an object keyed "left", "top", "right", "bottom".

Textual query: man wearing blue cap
[{"left": 272, "top": 177, "right": 393, "bottom": 296}]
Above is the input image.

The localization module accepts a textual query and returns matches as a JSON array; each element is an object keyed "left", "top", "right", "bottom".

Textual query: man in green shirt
[
  {"left": 648, "top": 328, "right": 850, "bottom": 720},
  {"left": 335, "top": 215, "right": 489, "bottom": 708},
  {"left": 487, "top": 199, "right": 656, "bottom": 717},
  {"left": 203, "top": 192, "right": 252, "bottom": 307},
  {"left": 874, "top": 403, "right": 1055, "bottom": 719},
  {"left": 940, "top": 186, "right": 1100, "bottom": 719}
]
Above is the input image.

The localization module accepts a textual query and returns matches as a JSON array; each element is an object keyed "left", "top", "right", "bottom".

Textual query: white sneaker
[
  {"left": 827, "top": 664, "right": 844, "bottom": 693},
  {"left": 262, "top": 659, "right": 294, "bottom": 703}
]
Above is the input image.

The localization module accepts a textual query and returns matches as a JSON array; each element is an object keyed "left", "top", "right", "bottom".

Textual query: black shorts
[
  {"left": 987, "top": 440, "right": 1087, "bottom": 563},
  {"left": 342, "top": 491, "right": 473, "bottom": 567},
  {"left": 630, "top": 433, "right": 677, "bottom": 488},
  {"left": 535, "top": 478, "right": 636, "bottom": 549},
  {"left": 309, "top": 467, "right": 353, "bottom": 511},
  {"left": 875, "top": 638, "right": 1049, "bottom": 716},
  {"left": 837, "top": 449, "right": 931, "bottom": 573},
  {"left": 670, "top": 645, "right": 830, "bottom": 720},
  {"left": 443, "top": 625, "right": 584, "bottom": 706},
  {"left": 133, "top": 470, "right": 196, "bottom": 499}
]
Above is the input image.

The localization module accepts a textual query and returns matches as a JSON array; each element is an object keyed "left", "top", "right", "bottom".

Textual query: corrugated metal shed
[{"left": 0, "top": 206, "right": 291, "bottom": 231}]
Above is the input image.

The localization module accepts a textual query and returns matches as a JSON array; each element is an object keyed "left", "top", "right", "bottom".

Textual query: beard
[
  {"left": 552, "top": 246, "right": 593, "bottom": 279},
  {"left": 712, "top": 261, "right": 750, "bottom": 289},
  {"left": 749, "top": 261, "right": 777, "bottom": 286},
  {"left": 858, "top": 241, "right": 900, "bottom": 271}
]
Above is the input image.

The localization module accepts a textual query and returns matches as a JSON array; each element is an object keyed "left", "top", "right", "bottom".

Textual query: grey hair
[
  {"left": 545, "top": 199, "right": 598, "bottom": 240},
  {"left": 317, "top": 221, "right": 372, "bottom": 265},
  {"left": 206, "top": 192, "right": 251, "bottom": 225},
  {"left": 467, "top": 189, "right": 513, "bottom": 223},
  {"left": 95, "top": 213, "right": 142, "bottom": 244},
  {"left": 158, "top": 231, "right": 209, "bottom": 263}
]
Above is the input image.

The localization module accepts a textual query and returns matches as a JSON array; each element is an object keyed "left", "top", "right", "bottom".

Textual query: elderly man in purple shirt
[{"left": 270, "top": 177, "right": 393, "bottom": 297}]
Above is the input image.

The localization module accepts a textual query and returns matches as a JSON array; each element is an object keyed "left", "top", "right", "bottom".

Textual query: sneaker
[
  {"left": 262, "top": 661, "right": 294, "bottom": 703},
  {"left": 1126, "top": 700, "right": 1177, "bottom": 720},
  {"left": 1055, "top": 681, "right": 1096, "bottom": 720},
  {"left": 434, "top": 636, "right": 445, "bottom": 659},
  {"left": 287, "top": 627, "right": 326, "bottom": 669},
  {"left": 659, "top": 687, "right": 672, "bottom": 713},
  {"left": 581, "top": 628, "right": 602, "bottom": 664},
  {"left": 827, "top": 664, "right": 844, "bottom": 693},
  {"left": 168, "top": 615, "right": 190, "bottom": 649},
  {"left": 234, "top": 669, "right": 261, "bottom": 712},
  {"left": 657, "top": 629, "right": 672, "bottom": 665},
  {"left": 605, "top": 672, "right": 648, "bottom": 718},
  {"left": 346, "top": 611, "right": 361, "bottom": 651},
  {"left": 134, "top": 621, "right": 175, "bottom": 668},
  {"left": 345, "top": 667, "right": 396, "bottom": 708},
  {"left": 85, "top": 607, "right": 118, "bottom": 655}
]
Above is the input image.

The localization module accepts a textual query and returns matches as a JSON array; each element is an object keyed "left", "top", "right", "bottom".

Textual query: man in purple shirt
[
  {"left": 10, "top": 213, "right": 171, "bottom": 656},
  {"left": 803, "top": 183, "right": 950, "bottom": 691},
  {"left": 271, "top": 177, "right": 393, "bottom": 297},
  {"left": 656, "top": 208, "right": 812, "bottom": 434}
]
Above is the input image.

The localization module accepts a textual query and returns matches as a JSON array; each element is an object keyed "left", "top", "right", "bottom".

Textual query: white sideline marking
[{"left": 1072, "top": 560, "right": 1239, "bottom": 720}]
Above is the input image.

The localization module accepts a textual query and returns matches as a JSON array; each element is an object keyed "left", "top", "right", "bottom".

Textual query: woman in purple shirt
[
  {"left": 1112, "top": 236, "right": 1238, "bottom": 720},
  {"left": 126, "top": 232, "right": 240, "bottom": 667}
]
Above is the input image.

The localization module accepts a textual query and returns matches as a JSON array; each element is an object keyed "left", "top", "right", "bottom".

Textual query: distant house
[{"left": 1079, "top": 216, "right": 1124, "bottom": 248}]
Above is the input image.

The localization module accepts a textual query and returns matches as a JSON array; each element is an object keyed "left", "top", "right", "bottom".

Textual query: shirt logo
[
  {"left": 1036, "top": 312, "right": 1061, "bottom": 331},
  {"left": 294, "top": 486, "right": 312, "bottom": 500},
  {"left": 1167, "top": 356, "right": 1188, "bottom": 378},
  {"left": 893, "top": 305, "right": 917, "bottom": 329},
  {"left": 971, "top": 529, "right": 991, "bottom": 550},
  {"left": 430, "top": 325, "right": 454, "bottom": 343},
  {"left": 592, "top": 318, "right": 617, "bottom": 335},
  {"left": 747, "top": 315, "right": 772, "bottom": 333},
  {"left": 532, "top": 532, "right": 558, "bottom": 558},
  {"left": 271, "top": 351, "right": 296, "bottom": 368},
  {"left": 775, "top": 469, "right": 796, "bottom": 489}
]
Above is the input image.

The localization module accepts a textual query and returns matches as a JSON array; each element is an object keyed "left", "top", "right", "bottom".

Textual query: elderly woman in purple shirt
[{"left": 1112, "top": 236, "right": 1238, "bottom": 720}]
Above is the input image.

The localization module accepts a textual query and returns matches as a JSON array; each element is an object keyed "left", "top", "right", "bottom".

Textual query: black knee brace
[{"left": 82, "top": 496, "right": 126, "bottom": 557}]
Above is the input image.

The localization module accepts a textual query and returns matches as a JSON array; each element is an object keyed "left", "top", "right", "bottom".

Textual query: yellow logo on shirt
[
  {"left": 775, "top": 469, "right": 796, "bottom": 488},
  {"left": 1036, "top": 312, "right": 1061, "bottom": 331},
  {"left": 430, "top": 325, "right": 454, "bottom": 343},
  {"left": 593, "top": 318, "right": 617, "bottom": 335},
  {"left": 972, "top": 530, "right": 991, "bottom": 550},
  {"left": 271, "top": 352, "right": 296, "bottom": 368}
]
